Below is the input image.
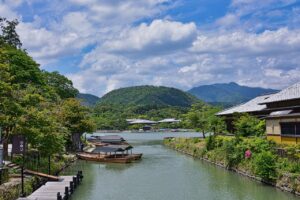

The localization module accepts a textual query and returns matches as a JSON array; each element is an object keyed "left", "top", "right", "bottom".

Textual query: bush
[
  {"left": 205, "top": 135, "right": 216, "bottom": 151},
  {"left": 223, "top": 138, "right": 243, "bottom": 168},
  {"left": 253, "top": 151, "right": 277, "bottom": 180},
  {"left": 234, "top": 114, "right": 265, "bottom": 137}
]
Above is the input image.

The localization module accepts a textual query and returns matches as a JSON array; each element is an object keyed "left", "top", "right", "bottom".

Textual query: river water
[{"left": 62, "top": 132, "right": 299, "bottom": 200}]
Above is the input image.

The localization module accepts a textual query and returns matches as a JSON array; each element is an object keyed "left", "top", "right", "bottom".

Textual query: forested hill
[
  {"left": 77, "top": 93, "right": 100, "bottom": 107},
  {"left": 99, "top": 85, "right": 198, "bottom": 107},
  {"left": 188, "top": 82, "right": 278, "bottom": 106}
]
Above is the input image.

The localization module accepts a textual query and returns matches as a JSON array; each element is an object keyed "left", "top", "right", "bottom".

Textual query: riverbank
[
  {"left": 164, "top": 136, "right": 300, "bottom": 196},
  {"left": 1, "top": 154, "right": 77, "bottom": 200}
]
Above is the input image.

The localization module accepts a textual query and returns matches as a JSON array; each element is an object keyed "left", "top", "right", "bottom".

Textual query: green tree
[
  {"left": 59, "top": 98, "right": 96, "bottom": 150},
  {"left": 205, "top": 106, "right": 227, "bottom": 135},
  {"left": 16, "top": 100, "right": 67, "bottom": 155},
  {"left": 43, "top": 71, "right": 78, "bottom": 99},
  {"left": 0, "top": 18, "right": 22, "bottom": 49},
  {"left": 233, "top": 114, "right": 265, "bottom": 137},
  {"left": 184, "top": 102, "right": 210, "bottom": 138}
]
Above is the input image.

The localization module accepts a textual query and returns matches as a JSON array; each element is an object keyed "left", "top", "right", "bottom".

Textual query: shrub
[
  {"left": 253, "top": 151, "right": 277, "bottom": 180},
  {"left": 223, "top": 139, "right": 243, "bottom": 168},
  {"left": 205, "top": 135, "right": 216, "bottom": 151},
  {"left": 234, "top": 114, "right": 266, "bottom": 137}
]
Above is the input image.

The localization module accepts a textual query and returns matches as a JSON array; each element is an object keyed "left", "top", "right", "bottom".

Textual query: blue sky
[{"left": 1, "top": 0, "right": 300, "bottom": 96}]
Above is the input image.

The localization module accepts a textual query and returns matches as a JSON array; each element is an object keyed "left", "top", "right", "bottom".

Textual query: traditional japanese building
[
  {"left": 216, "top": 94, "right": 273, "bottom": 133},
  {"left": 260, "top": 83, "right": 300, "bottom": 144},
  {"left": 217, "top": 82, "right": 300, "bottom": 144}
]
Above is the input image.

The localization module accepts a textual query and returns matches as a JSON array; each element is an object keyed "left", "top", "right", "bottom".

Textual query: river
[{"left": 62, "top": 132, "right": 299, "bottom": 200}]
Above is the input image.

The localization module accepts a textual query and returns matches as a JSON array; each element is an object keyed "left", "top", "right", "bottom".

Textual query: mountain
[
  {"left": 188, "top": 82, "right": 278, "bottom": 106},
  {"left": 77, "top": 93, "right": 100, "bottom": 107},
  {"left": 99, "top": 85, "right": 198, "bottom": 107}
]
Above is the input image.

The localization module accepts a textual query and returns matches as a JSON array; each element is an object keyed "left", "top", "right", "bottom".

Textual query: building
[
  {"left": 217, "top": 82, "right": 300, "bottom": 144},
  {"left": 260, "top": 83, "right": 300, "bottom": 144},
  {"left": 216, "top": 94, "right": 273, "bottom": 132},
  {"left": 158, "top": 118, "right": 181, "bottom": 123}
]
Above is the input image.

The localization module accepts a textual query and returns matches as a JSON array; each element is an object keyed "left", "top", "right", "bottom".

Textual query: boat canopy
[
  {"left": 93, "top": 145, "right": 133, "bottom": 153},
  {"left": 89, "top": 135, "right": 126, "bottom": 144}
]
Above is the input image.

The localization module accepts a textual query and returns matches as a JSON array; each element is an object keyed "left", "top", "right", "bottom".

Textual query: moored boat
[{"left": 77, "top": 152, "right": 142, "bottom": 163}]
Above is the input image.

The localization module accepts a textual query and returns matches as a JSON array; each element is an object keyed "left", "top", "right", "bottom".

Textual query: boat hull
[{"left": 77, "top": 152, "right": 142, "bottom": 163}]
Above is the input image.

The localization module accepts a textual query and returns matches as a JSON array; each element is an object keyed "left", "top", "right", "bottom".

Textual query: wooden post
[
  {"left": 79, "top": 171, "right": 83, "bottom": 180},
  {"left": 57, "top": 192, "right": 62, "bottom": 200},
  {"left": 65, "top": 186, "right": 69, "bottom": 200},
  {"left": 70, "top": 181, "right": 74, "bottom": 194},
  {"left": 73, "top": 176, "right": 77, "bottom": 188},
  {"left": 77, "top": 172, "right": 80, "bottom": 184},
  {"left": 21, "top": 166, "right": 24, "bottom": 197},
  {"left": 48, "top": 155, "right": 51, "bottom": 175}
]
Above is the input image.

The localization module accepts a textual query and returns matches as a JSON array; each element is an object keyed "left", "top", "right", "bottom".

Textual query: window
[{"left": 280, "top": 122, "right": 300, "bottom": 136}]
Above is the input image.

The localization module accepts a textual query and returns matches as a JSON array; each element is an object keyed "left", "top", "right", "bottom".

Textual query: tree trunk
[
  {"left": 2, "top": 127, "right": 9, "bottom": 159},
  {"left": 202, "top": 131, "right": 206, "bottom": 138},
  {"left": 3, "top": 138, "right": 8, "bottom": 160},
  {"left": 2, "top": 127, "right": 12, "bottom": 160}
]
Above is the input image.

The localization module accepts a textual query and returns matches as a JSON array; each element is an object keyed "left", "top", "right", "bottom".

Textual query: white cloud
[
  {"left": 0, "top": 3, "right": 18, "bottom": 19},
  {"left": 2, "top": 0, "right": 300, "bottom": 96},
  {"left": 191, "top": 28, "right": 300, "bottom": 56},
  {"left": 101, "top": 20, "right": 197, "bottom": 55}
]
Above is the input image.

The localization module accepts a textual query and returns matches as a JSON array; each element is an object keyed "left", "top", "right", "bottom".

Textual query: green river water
[{"left": 62, "top": 132, "right": 299, "bottom": 200}]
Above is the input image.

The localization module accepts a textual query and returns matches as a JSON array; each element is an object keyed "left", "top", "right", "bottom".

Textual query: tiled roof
[
  {"left": 260, "top": 82, "right": 300, "bottom": 104},
  {"left": 217, "top": 94, "right": 272, "bottom": 116}
]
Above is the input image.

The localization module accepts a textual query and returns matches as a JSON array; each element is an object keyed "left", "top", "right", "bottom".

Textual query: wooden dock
[{"left": 18, "top": 171, "right": 83, "bottom": 200}]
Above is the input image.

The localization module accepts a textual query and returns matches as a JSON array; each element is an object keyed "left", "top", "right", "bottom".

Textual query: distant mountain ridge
[
  {"left": 99, "top": 85, "right": 198, "bottom": 107},
  {"left": 77, "top": 93, "right": 100, "bottom": 107},
  {"left": 188, "top": 82, "right": 278, "bottom": 106}
]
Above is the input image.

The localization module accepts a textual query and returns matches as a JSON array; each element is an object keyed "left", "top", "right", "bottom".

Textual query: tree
[
  {"left": 0, "top": 18, "right": 22, "bottom": 49},
  {"left": 16, "top": 100, "right": 67, "bottom": 156},
  {"left": 185, "top": 102, "right": 210, "bottom": 138},
  {"left": 184, "top": 103, "right": 227, "bottom": 138},
  {"left": 43, "top": 71, "right": 78, "bottom": 99},
  {"left": 206, "top": 107, "right": 227, "bottom": 135},
  {"left": 233, "top": 113, "right": 265, "bottom": 137},
  {"left": 0, "top": 43, "right": 49, "bottom": 157},
  {"left": 59, "top": 98, "right": 96, "bottom": 150}
]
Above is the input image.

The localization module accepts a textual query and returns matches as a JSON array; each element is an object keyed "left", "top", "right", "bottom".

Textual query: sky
[{"left": 1, "top": 0, "right": 300, "bottom": 97}]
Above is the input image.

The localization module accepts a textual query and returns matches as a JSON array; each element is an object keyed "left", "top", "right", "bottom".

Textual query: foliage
[
  {"left": 184, "top": 102, "right": 227, "bottom": 137},
  {"left": 205, "top": 135, "right": 216, "bottom": 151},
  {"left": 99, "top": 85, "right": 198, "bottom": 107},
  {"left": 93, "top": 102, "right": 189, "bottom": 130},
  {"left": 0, "top": 18, "right": 22, "bottom": 49},
  {"left": 233, "top": 113, "right": 266, "bottom": 136},
  {"left": 76, "top": 93, "right": 100, "bottom": 107},
  {"left": 253, "top": 151, "right": 277, "bottom": 180},
  {"left": 60, "top": 98, "right": 96, "bottom": 134},
  {"left": 165, "top": 135, "right": 300, "bottom": 183},
  {"left": 223, "top": 138, "right": 244, "bottom": 168},
  {"left": 0, "top": 19, "right": 95, "bottom": 157},
  {"left": 59, "top": 98, "right": 96, "bottom": 150},
  {"left": 43, "top": 71, "right": 79, "bottom": 99}
]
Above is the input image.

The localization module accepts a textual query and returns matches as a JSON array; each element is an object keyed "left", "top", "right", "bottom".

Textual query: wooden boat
[
  {"left": 127, "top": 153, "right": 143, "bottom": 160},
  {"left": 77, "top": 152, "right": 142, "bottom": 163}
]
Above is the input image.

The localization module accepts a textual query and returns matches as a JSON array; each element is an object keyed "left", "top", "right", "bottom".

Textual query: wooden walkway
[{"left": 18, "top": 171, "right": 83, "bottom": 200}]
